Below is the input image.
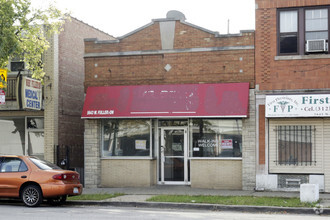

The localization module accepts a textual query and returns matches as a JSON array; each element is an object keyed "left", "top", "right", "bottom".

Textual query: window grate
[
  {"left": 274, "top": 125, "right": 316, "bottom": 166},
  {"left": 5, "top": 78, "right": 17, "bottom": 100}
]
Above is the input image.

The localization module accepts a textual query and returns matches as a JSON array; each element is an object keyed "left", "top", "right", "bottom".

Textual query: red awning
[{"left": 81, "top": 83, "right": 249, "bottom": 118}]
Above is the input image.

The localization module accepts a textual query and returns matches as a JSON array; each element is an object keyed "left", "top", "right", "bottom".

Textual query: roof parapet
[
  {"left": 84, "top": 11, "right": 255, "bottom": 44},
  {"left": 84, "top": 38, "right": 119, "bottom": 44}
]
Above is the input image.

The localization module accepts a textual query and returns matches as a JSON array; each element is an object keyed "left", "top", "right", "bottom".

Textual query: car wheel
[
  {"left": 21, "top": 185, "right": 43, "bottom": 207},
  {"left": 47, "top": 195, "right": 67, "bottom": 206}
]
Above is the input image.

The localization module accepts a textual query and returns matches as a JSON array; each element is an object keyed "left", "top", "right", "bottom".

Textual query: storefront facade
[
  {"left": 255, "top": 0, "right": 330, "bottom": 192},
  {"left": 82, "top": 83, "right": 256, "bottom": 189},
  {"left": 259, "top": 94, "right": 330, "bottom": 191},
  {"left": 0, "top": 69, "right": 45, "bottom": 159},
  {"left": 83, "top": 11, "right": 256, "bottom": 189}
]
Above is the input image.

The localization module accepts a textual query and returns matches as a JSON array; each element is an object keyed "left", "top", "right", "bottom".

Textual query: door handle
[{"left": 21, "top": 176, "right": 27, "bottom": 179}]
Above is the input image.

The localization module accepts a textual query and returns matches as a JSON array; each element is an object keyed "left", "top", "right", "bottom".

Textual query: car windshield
[{"left": 29, "top": 157, "right": 62, "bottom": 170}]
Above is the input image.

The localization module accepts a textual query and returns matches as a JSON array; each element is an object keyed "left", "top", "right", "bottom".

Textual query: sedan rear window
[
  {"left": 0, "top": 158, "right": 28, "bottom": 172},
  {"left": 29, "top": 157, "right": 62, "bottom": 170}
]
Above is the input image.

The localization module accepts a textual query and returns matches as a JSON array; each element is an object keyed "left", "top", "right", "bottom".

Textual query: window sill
[
  {"left": 275, "top": 54, "right": 330, "bottom": 61},
  {"left": 190, "top": 157, "right": 242, "bottom": 160},
  {"left": 101, "top": 157, "right": 155, "bottom": 160}
]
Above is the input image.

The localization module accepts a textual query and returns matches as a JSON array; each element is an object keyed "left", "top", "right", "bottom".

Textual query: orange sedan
[{"left": 0, "top": 155, "right": 82, "bottom": 207}]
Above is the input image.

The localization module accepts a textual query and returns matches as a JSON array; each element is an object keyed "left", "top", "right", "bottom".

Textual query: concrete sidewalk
[{"left": 67, "top": 186, "right": 330, "bottom": 215}]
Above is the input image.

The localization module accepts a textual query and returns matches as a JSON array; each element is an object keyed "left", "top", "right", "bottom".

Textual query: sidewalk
[{"left": 67, "top": 186, "right": 330, "bottom": 215}]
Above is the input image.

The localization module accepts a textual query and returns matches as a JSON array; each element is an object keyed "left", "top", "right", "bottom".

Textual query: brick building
[
  {"left": 82, "top": 11, "right": 256, "bottom": 189},
  {"left": 0, "top": 17, "right": 114, "bottom": 165},
  {"left": 255, "top": 0, "right": 330, "bottom": 192}
]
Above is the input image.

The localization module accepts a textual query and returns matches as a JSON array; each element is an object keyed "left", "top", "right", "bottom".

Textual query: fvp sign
[
  {"left": 17, "top": 76, "right": 42, "bottom": 110},
  {"left": 266, "top": 94, "right": 330, "bottom": 117}
]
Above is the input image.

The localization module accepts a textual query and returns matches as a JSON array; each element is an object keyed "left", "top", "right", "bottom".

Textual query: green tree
[{"left": 0, "top": 0, "right": 67, "bottom": 80}]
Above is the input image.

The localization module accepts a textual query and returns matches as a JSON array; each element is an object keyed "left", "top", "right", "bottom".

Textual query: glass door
[
  {"left": 25, "top": 117, "right": 44, "bottom": 159},
  {"left": 160, "top": 127, "right": 188, "bottom": 184}
]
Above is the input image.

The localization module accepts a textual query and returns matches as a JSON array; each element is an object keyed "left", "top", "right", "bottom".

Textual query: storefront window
[
  {"left": 102, "top": 119, "right": 151, "bottom": 157},
  {"left": 190, "top": 119, "right": 242, "bottom": 157},
  {"left": 0, "top": 118, "right": 25, "bottom": 155},
  {"left": 27, "top": 117, "right": 44, "bottom": 159},
  {"left": 27, "top": 117, "right": 44, "bottom": 129},
  {"left": 275, "top": 125, "right": 315, "bottom": 165},
  {"left": 0, "top": 117, "right": 44, "bottom": 157},
  {"left": 159, "top": 119, "right": 188, "bottom": 127},
  {"left": 28, "top": 132, "right": 44, "bottom": 159}
]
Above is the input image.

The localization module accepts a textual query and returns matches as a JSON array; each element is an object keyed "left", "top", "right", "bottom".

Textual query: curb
[{"left": 67, "top": 200, "right": 330, "bottom": 215}]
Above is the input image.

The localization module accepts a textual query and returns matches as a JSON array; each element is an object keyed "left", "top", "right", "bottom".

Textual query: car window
[
  {"left": 29, "top": 157, "right": 62, "bottom": 170},
  {"left": 0, "top": 158, "right": 28, "bottom": 173},
  {"left": 19, "top": 161, "right": 28, "bottom": 172}
]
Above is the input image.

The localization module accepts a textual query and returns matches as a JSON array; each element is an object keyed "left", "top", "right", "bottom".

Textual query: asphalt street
[{"left": 0, "top": 204, "right": 329, "bottom": 220}]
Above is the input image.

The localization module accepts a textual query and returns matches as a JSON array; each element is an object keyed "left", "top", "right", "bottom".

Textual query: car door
[{"left": 0, "top": 157, "right": 30, "bottom": 197}]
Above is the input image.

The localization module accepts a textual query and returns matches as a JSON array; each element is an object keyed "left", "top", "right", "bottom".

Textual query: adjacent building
[
  {"left": 82, "top": 11, "right": 256, "bottom": 189},
  {"left": 0, "top": 17, "right": 114, "bottom": 165},
  {"left": 255, "top": 0, "right": 330, "bottom": 192}
]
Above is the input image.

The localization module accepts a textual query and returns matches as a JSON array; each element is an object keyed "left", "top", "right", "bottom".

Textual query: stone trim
[{"left": 84, "top": 45, "right": 255, "bottom": 58}]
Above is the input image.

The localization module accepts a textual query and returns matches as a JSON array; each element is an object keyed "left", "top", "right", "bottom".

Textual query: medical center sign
[
  {"left": 21, "top": 77, "right": 42, "bottom": 110},
  {"left": 266, "top": 94, "right": 330, "bottom": 117}
]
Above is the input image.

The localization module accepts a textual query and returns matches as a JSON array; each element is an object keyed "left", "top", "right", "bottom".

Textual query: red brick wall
[
  {"left": 84, "top": 21, "right": 255, "bottom": 90},
  {"left": 58, "top": 17, "right": 114, "bottom": 146},
  {"left": 256, "top": 0, "right": 329, "bottom": 8},
  {"left": 173, "top": 22, "right": 254, "bottom": 49},
  {"left": 255, "top": 0, "right": 330, "bottom": 91},
  {"left": 259, "top": 105, "right": 265, "bottom": 165}
]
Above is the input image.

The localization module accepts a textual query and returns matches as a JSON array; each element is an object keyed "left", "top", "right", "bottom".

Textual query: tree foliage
[{"left": 0, "top": 0, "right": 67, "bottom": 80}]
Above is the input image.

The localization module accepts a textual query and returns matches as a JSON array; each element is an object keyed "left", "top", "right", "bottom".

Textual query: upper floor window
[
  {"left": 10, "top": 56, "right": 25, "bottom": 72},
  {"left": 278, "top": 7, "right": 329, "bottom": 55},
  {"left": 279, "top": 11, "right": 298, "bottom": 54},
  {"left": 305, "top": 9, "right": 328, "bottom": 41}
]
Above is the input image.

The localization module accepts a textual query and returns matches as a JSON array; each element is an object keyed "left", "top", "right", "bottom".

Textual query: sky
[{"left": 31, "top": 0, "right": 256, "bottom": 38}]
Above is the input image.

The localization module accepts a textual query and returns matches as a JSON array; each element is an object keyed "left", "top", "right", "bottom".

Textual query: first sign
[{"left": 0, "top": 68, "right": 7, "bottom": 89}]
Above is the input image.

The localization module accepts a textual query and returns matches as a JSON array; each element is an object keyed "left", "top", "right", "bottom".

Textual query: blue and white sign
[
  {"left": 266, "top": 94, "right": 330, "bottom": 117},
  {"left": 21, "top": 77, "right": 42, "bottom": 110}
]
